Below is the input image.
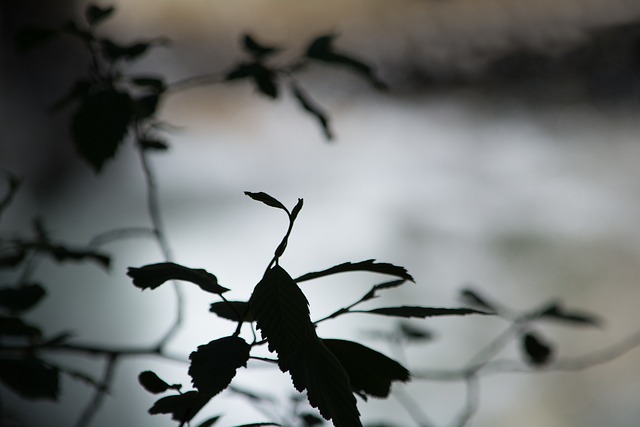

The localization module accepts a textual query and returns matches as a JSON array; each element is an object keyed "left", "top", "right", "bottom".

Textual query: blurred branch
[{"left": 74, "top": 354, "right": 119, "bottom": 427}]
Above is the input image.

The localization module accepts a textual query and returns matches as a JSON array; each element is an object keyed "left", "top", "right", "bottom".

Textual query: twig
[{"left": 74, "top": 354, "right": 119, "bottom": 427}]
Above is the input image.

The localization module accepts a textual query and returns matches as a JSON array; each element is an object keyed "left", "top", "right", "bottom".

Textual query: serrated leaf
[
  {"left": 244, "top": 191, "right": 287, "bottom": 211},
  {"left": 359, "top": 306, "right": 489, "bottom": 318},
  {"left": 249, "top": 265, "right": 312, "bottom": 370},
  {"left": 127, "top": 262, "right": 229, "bottom": 294},
  {"left": 0, "top": 358, "right": 59, "bottom": 399},
  {"left": 538, "top": 302, "right": 601, "bottom": 327},
  {"left": 0, "top": 316, "right": 41, "bottom": 337},
  {"left": 189, "top": 336, "right": 251, "bottom": 396},
  {"left": 243, "top": 34, "right": 279, "bottom": 58},
  {"left": 149, "top": 391, "right": 211, "bottom": 423},
  {"left": 15, "top": 27, "right": 57, "bottom": 53},
  {"left": 288, "top": 337, "right": 362, "bottom": 427},
  {"left": 323, "top": 339, "right": 409, "bottom": 398},
  {"left": 71, "top": 89, "right": 132, "bottom": 172},
  {"left": 295, "top": 260, "right": 414, "bottom": 283},
  {"left": 196, "top": 416, "right": 222, "bottom": 427},
  {"left": 0, "top": 284, "right": 46, "bottom": 312},
  {"left": 522, "top": 332, "right": 553, "bottom": 366},
  {"left": 138, "top": 370, "right": 175, "bottom": 394},
  {"left": 459, "top": 288, "right": 496, "bottom": 312},
  {"left": 209, "top": 301, "right": 253, "bottom": 322},
  {"left": 85, "top": 4, "right": 115, "bottom": 26},
  {"left": 291, "top": 83, "right": 332, "bottom": 140}
]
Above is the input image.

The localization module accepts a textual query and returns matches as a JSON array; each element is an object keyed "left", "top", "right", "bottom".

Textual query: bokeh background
[{"left": 2, "top": 1, "right": 640, "bottom": 426}]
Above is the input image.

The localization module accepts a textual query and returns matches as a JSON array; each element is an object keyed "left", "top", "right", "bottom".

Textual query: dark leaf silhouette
[
  {"left": 522, "top": 332, "right": 553, "bottom": 366},
  {"left": 231, "top": 424, "right": 282, "bottom": 427},
  {"left": 0, "top": 316, "right": 41, "bottom": 337},
  {"left": 359, "top": 306, "right": 490, "bottom": 319},
  {"left": 139, "top": 137, "right": 170, "bottom": 151},
  {"left": 226, "top": 63, "right": 278, "bottom": 98},
  {"left": 196, "top": 416, "right": 222, "bottom": 427},
  {"left": 15, "top": 27, "right": 57, "bottom": 53},
  {"left": 301, "top": 412, "right": 324, "bottom": 426},
  {"left": 361, "top": 279, "right": 407, "bottom": 301},
  {"left": 459, "top": 288, "right": 497, "bottom": 313},
  {"left": 290, "top": 198, "right": 304, "bottom": 222},
  {"left": 100, "top": 40, "right": 152, "bottom": 62},
  {"left": 243, "top": 34, "right": 280, "bottom": 58},
  {"left": 189, "top": 336, "right": 251, "bottom": 396},
  {"left": 323, "top": 339, "right": 410, "bottom": 399},
  {"left": 0, "top": 250, "right": 26, "bottom": 268},
  {"left": 127, "top": 262, "right": 229, "bottom": 294},
  {"left": 209, "top": 301, "right": 254, "bottom": 322},
  {"left": 133, "top": 93, "right": 162, "bottom": 119},
  {"left": 295, "top": 260, "right": 414, "bottom": 283},
  {"left": 138, "top": 370, "right": 180, "bottom": 394},
  {"left": 244, "top": 191, "right": 287, "bottom": 211},
  {"left": 305, "top": 34, "right": 387, "bottom": 90},
  {"left": 16, "top": 238, "right": 111, "bottom": 269},
  {"left": 0, "top": 358, "right": 59, "bottom": 399},
  {"left": 249, "top": 265, "right": 312, "bottom": 370},
  {"left": 85, "top": 4, "right": 115, "bottom": 26},
  {"left": 131, "top": 76, "right": 166, "bottom": 91},
  {"left": 149, "top": 391, "right": 211, "bottom": 423},
  {"left": 291, "top": 82, "right": 333, "bottom": 140},
  {"left": 288, "top": 337, "right": 362, "bottom": 427},
  {"left": 538, "top": 302, "right": 601, "bottom": 327},
  {"left": 398, "top": 323, "right": 433, "bottom": 342},
  {"left": 71, "top": 89, "right": 133, "bottom": 172},
  {"left": 0, "top": 284, "right": 46, "bottom": 312}
]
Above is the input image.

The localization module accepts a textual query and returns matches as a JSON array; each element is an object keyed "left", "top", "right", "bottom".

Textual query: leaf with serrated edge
[
  {"left": 127, "top": 262, "right": 229, "bottom": 294},
  {"left": 295, "top": 260, "right": 414, "bottom": 283},
  {"left": 149, "top": 391, "right": 211, "bottom": 423},
  {"left": 189, "top": 336, "right": 250, "bottom": 396}
]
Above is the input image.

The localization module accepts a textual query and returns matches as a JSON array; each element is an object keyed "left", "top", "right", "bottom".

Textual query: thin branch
[
  {"left": 88, "top": 227, "right": 155, "bottom": 247},
  {"left": 74, "top": 354, "right": 119, "bottom": 427},
  {"left": 167, "top": 72, "right": 226, "bottom": 92},
  {"left": 448, "top": 375, "right": 480, "bottom": 427},
  {"left": 393, "top": 386, "right": 437, "bottom": 427}
]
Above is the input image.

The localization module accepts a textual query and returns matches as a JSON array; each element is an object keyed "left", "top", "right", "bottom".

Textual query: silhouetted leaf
[
  {"left": 0, "top": 284, "right": 46, "bottom": 312},
  {"left": 231, "top": 424, "right": 282, "bottom": 427},
  {"left": 244, "top": 191, "right": 287, "bottom": 211},
  {"left": 20, "top": 241, "right": 111, "bottom": 269},
  {"left": 0, "top": 358, "right": 59, "bottom": 399},
  {"left": 306, "top": 34, "right": 387, "bottom": 90},
  {"left": 360, "top": 306, "right": 489, "bottom": 318},
  {"left": 361, "top": 279, "right": 407, "bottom": 301},
  {"left": 149, "top": 391, "right": 211, "bottom": 423},
  {"left": 127, "top": 262, "right": 229, "bottom": 294},
  {"left": 538, "top": 302, "right": 601, "bottom": 327},
  {"left": 249, "top": 265, "right": 312, "bottom": 370},
  {"left": 323, "top": 339, "right": 409, "bottom": 399},
  {"left": 15, "top": 27, "right": 57, "bottom": 53},
  {"left": 189, "top": 336, "right": 251, "bottom": 396},
  {"left": 225, "top": 63, "right": 278, "bottom": 98},
  {"left": 139, "top": 137, "right": 169, "bottom": 151},
  {"left": 0, "top": 316, "right": 41, "bottom": 337},
  {"left": 71, "top": 89, "right": 133, "bottom": 172},
  {"left": 100, "top": 40, "right": 151, "bottom": 61},
  {"left": 196, "top": 416, "right": 222, "bottom": 427},
  {"left": 288, "top": 337, "right": 362, "bottom": 427},
  {"left": 209, "top": 301, "right": 254, "bottom": 322},
  {"left": 85, "top": 4, "right": 115, "bottom": 26},
  {"left": 398, "top": 323, "right": 433, "bottom": 342},
  {"left": 291, "top": 82, "right": 333, "bottom": 140},
  {"left": 131, "top": 76, "right": 166, "bottom": 91},
  {"left": 459, "top": 288, "right": 497, "bottom": 312},
  {"left": 301, "top": 413, "right": 324, "bottom": 426},
  {"left": 295, "top": 260, "right": 414, "bottom": 283},
  {"left": 138, "top": 371, "right": 180, "bottom": 394},
  {"left": 133, "top": 93, "right": 161, "bottom": 119},
  {"left": 225, "top": 63, "right": 255, "bottom": 80},
  {"left": 522, "top": 332, "right": 553, "bottom": 366},
  {"left": 290, "top": 198, "right": 304, "bottom": 222},
  {"left": 243, "top": 34, "right": 280, "bottom": 58}
]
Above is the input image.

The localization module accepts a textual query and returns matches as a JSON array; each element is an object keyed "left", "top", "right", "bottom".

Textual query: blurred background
[{"left": 2, "top": 0, "right": 640, "bottom": 426}]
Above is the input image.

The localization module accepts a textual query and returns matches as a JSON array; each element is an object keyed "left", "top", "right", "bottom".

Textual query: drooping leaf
[
  {"left": 127, "top": 262, "right": 229, "bottom": 294},
  {"left": 244, "top": 191, "right": 288, "bottom": 211},
  {"left": 249, "top": 265, "right": 312, "bottom": 370},
  {"left": 288, "top": 337, "right": 362, "bottom": 427},
  {"left": 138, "top": 370, "right": 180, "bottom": 394},
  {"left": 71, "top": 89, "right": 133, "bottom": 172},
  {"left": 459, "top": 288, "right": 497, "bottom": 313},
  {"left": 0, "top": 316, "right": 41, "bottom": 337},
  {"left": 196, "top": 416, "right": 222, "bottom": 427},
  {"left": 15, "top": 27, "right": 57, "bottom": 53},
  {"left": 149, "top": 391, "right": 211, "bottom": 423},
  {"left": 538, "top": 302, "right": 601, "bottom": 327},
  {"left": 0, "top": 358, "right": 59, "bottom": 399},
  {"left": 361, "top": 279, "right": 407, "bottom": 301},
  {"left": 295, "top": 260, "right": 414, "bottom": 283},
  {"left": 358, "top": 306, "right": 490, "bottom": 319},
  {"left": 188, "top": 336, "right": 251, "bottom": 396},
  {"left": 85, "top": 4, "right": 115, "bottom": 26},
  {"left": 323, "top": 339, "right": 409, "bottom": 399},
  {"left": 291, "top": 82, "right": 333, "bottom": 140},
  {"left": 305, "top": 34, "right": 387, "bottom": 90},
  {"left": 209, "top": 301, "right": 254, "bottom": 322},
  {"left": 243, "top": 34, "right": 280, "bottom": 58},
  {"left": 0, "top": 284, "right": 46, "bottom": 312},
  {"left": 521, "top": 332, "right": 553, "bottom": 366}
]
